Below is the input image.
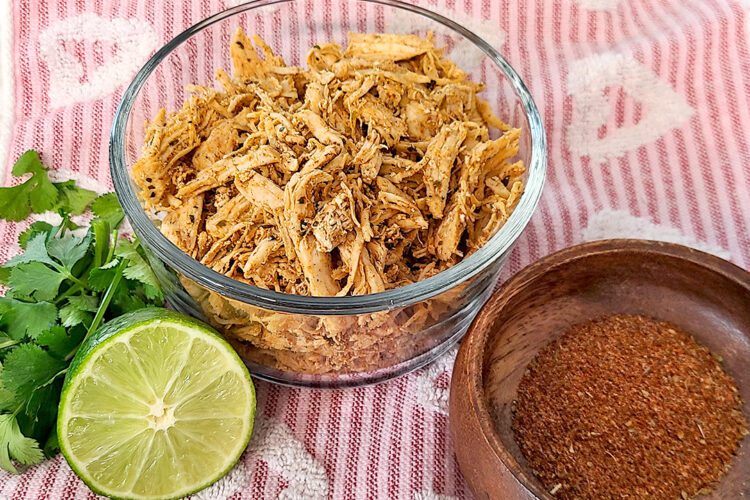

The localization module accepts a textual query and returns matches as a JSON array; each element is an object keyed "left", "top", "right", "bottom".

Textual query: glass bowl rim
[{"left": 110, "top": 0, "right": 548, "bottom": 315}]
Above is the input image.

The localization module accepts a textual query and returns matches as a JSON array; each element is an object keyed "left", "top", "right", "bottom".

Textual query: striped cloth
[{"left": 1, "top": 0, "right": 749, "bottom": 498}]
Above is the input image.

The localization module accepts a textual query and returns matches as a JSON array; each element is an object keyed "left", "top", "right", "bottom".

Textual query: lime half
[{"left": 58, "top": 308, "right": 255, "bottom": 500}]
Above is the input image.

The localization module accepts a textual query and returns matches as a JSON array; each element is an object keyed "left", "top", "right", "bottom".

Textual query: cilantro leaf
[
  {"left": 0, "top": 413, "right": 44, "bottom": 473},
  {"left": 88, "top": 258, "right": 120, "bottom": 292},
  {"left": 3, "top": 234, "right": 57, "bottom": 268},
  {"left": 67, "top": 295, "right": 98, "bottom": 312},
  {"left": 0, "top": 299, "right": 58, "bottom": 340},
  {"left": 0, "top": 151, "right": 59, "bottom": 221},
  {"left": 0, "top": 185, "right": 36, "bottom": 222},
  {"left": 114, "top": 240, "right": 163, "bottom": 301},
  {"left": 2, "top": 344, "right": 64, "bottom": 411},
  {"left": 52, "top": 181, "right": 97, "bottom": 215},
  {"left": 47, "top": 233, "right": 91, "bottom": 271},
  {"left": 12, "top": 151, "right": 46, "bottom": 177},
  {"left": 43, "top": 427, "right": 58, "bottom": 458},
  {"left": 8, "top": 263, "right": 67, "bottom": 302},
  {"left": 18, "top": 221, "right": 53, "bottom": 249},
  {"left": 0, "top": 365, "right": 16, "bottom": 412},
  {"left": 37, "top": 326, "right": 84, "bottom": 359},
  {"left": 29, "top": 182, "right": 59, "bottom": 216},
  {"left": 58, "top": 303, "right": 92, "bottom": 328},
  {"left": 0, "top": 332, "right": 18, "bottom": 351},
  {"left": 18, "top": 381, "right": 61, "bottom": 445},
  {"left": 91, "top": 193, "right": 124, "bottom": 228},
  {"left": 111, "top": 281, "right": 148, "bottom": 315}
]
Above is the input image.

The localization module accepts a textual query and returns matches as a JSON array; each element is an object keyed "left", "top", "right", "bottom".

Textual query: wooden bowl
[{"left": 449, "top": 239, "right": 750, "bottom": 499}]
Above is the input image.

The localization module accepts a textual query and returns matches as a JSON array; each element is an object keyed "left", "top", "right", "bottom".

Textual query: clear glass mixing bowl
[{"left": 110, "top": 0, "right": 546, "bottom": 387}]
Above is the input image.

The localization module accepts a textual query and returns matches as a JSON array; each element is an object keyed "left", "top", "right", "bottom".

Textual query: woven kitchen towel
[{"left": 1, "top": 0, "right": 749, "bottom": 498}]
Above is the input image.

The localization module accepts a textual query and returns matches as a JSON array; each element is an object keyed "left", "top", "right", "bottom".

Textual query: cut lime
[{"left": 57, "top": 308, "right": 255, "bottom": 500}]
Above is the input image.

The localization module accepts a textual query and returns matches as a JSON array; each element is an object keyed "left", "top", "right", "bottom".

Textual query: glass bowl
[{"left": 110, "top": 0, "right": 546, "bottom": 387}]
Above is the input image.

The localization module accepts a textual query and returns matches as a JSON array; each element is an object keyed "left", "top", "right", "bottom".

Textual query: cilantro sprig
[
  {"left": 0, "top": 151, "right": 98, "bottom": 221},
  {"left": 0, "top": 151, "right": 164, "bottom": 473}
]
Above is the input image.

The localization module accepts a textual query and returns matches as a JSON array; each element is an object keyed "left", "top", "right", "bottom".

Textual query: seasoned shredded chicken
[{"left": 133, "top": 30, "right": 525, "bottom": 374}]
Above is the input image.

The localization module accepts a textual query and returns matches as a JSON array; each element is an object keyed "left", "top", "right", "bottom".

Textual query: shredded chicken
[{"left": 133, "top": 30, "right": 525, "bottom": 374}]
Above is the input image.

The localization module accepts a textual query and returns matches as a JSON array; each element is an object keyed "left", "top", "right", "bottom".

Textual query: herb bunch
[{"left": 0, "top": 151, "right": 163, "bottom": 473}]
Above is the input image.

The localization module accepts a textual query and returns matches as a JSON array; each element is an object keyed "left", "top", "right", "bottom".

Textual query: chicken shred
[{"left": 133, "top": 29, "right": 525, "bottom": 374}]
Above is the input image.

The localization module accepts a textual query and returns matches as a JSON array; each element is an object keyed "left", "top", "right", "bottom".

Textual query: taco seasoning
[{"left": 512, "top": 314, "right": 748, "bottom": 499}]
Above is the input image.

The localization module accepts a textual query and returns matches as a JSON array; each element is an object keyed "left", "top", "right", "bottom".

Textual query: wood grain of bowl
[{"left": 449, "top": 239, "right": 750, "bottom": 500}]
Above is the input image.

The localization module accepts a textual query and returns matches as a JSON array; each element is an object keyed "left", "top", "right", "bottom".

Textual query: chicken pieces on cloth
[{"left": 132, "top": 29, "right": 525, "bottom": 374}]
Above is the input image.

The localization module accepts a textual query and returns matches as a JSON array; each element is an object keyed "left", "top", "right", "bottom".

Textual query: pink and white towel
[{"left": 1, "top": 0, "right": 749, "bottom": 498}]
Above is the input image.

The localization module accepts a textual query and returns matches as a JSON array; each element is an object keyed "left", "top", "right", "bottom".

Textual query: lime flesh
[{"left": 58, "top": 309, "right": 255, "bottom": 500}]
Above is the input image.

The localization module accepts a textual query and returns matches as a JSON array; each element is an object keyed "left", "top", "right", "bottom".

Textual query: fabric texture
[{"left": 1, "top": 0, "right": 749, "bottom": 498}]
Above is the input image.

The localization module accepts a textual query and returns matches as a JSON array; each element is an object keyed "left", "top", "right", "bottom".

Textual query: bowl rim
[
  {"left": 110, "top": 0, "right": 547, "bottom": 315},
  {"left": 455, "top": 238, "right": 750, "bottom": 499}
]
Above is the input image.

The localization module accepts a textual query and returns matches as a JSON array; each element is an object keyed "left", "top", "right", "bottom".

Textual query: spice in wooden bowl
[{"left": 511, "top": 314, "right": 748, "bottom": 499}]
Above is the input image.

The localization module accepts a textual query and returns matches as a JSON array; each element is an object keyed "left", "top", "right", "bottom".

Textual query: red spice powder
[{"left": 512, "top": 315, "right": 748, "bottom": 499}]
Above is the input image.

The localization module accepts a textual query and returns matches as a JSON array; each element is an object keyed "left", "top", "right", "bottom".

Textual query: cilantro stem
[
  {"left": 63, "top": 272, "right": 88, "bottom": 290},
  {"left": 35, "top": 368, "right": 68, "bottom": 390},
  {"left": 53, "top": 223, "right": 64, "bottom": 239},
  {"left": 106, "top": 229, "right": 119, "bottom": 263},
  {"left": 54, "top": 215, "right": 70, "bottom": 238},
  {"left": 53, "top": 284, "right": 82, "bottom": 305},
  {"left": 0, "top": 338, "right": 20, "bottom": 350},
  {"left": 71, "top": 259, "right": 126, "bottom": 356},
  {"left": 47, "top": 260, "right": 89, "bottom": 291},
  {"left": 91, "top": 220, "right": 111, "bottom": 268}
]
